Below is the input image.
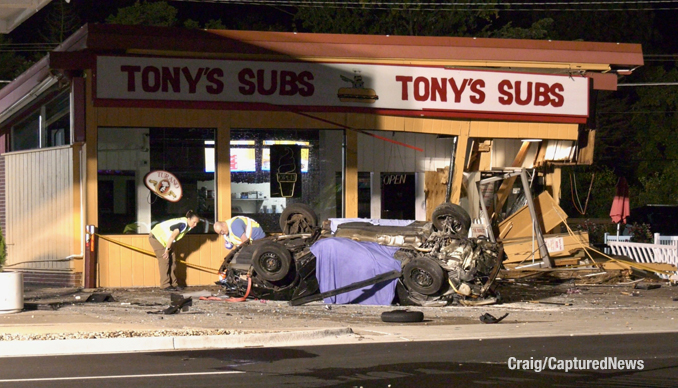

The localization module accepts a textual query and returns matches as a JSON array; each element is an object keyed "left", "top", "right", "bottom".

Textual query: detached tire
[
  {"left": 381, "top": 310, "right": 424, "bottom": 323},
  {"left": 251, "top": 241, "right": 292, "bottom": 282},
  {"left": 432, "top": 202, "right": 471, "bottom": 236},
  {"left": 279, "top": 203, "right": 318, "bottom": 234},
  {"left": 402, "top": 258, "right": 444, "bottom": 295}
]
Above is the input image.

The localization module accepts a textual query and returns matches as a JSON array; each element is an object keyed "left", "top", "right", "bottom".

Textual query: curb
[{"left": 0, "top": 327, "right": 355, "bottom": 358}]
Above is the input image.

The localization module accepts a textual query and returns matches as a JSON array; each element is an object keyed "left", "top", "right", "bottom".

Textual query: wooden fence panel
[{"left": 97, "top": 234, "right": 223, "bottom": 287}]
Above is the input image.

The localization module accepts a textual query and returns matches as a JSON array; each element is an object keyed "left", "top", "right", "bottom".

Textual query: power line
[
  {"left": 173, "top": 0, "right": 678, "bottom": 11},
  {"left": 618, "top": 82, "right": 678, "bottom": 86},
  {"left": 176, "top": 0, "right": 678, "bottom": 5}
]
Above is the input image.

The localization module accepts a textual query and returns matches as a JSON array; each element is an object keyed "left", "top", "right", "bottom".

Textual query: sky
[{"left": 6, "top": 1, "right": 678, "bottom": 60}]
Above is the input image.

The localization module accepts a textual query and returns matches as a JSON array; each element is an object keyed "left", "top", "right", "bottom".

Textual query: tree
[
  {"left": 184, "top": 18, "right": 226, "bottom": 30},
  {"left": 293, "top": 0, "right": 500, "bottom": 36},
  {"left": 40, "top": 0, "right": 81, "bottom": 44},
  {"left": 559, "top": 165, "right": 618, "bottom": 219},
  {"left": 480, "top": 18, "right": 553, "bottom": 40},
  {"left": 106, "top": 1, "right": 178, "bottom": 27},
  {"left": 0, "top": 35, "right": 32, "bottom": 90}
]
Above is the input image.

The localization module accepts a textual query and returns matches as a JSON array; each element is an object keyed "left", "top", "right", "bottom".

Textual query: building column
[
  {"left": 450, "top": 123, "right": 470, "bottom": 204},
  {"left": 344, "top": 130, "right": 358, "bottom": 218}
]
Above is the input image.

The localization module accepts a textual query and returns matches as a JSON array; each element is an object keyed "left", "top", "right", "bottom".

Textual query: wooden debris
[
  {"left": 498, "top": 191, "right": 568, "bottom": 239},
  {"left": 502, "top": 231, "right": 589, "bottom": 264}
]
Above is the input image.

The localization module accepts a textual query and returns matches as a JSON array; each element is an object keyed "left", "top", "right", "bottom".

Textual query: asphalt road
[{"left": 1, "top": 333, "right": 676, "bottom": 388}]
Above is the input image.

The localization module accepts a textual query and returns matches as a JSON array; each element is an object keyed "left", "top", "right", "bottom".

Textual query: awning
[{"left": 0, "top": 0, "right": 54, "bottom": 34}]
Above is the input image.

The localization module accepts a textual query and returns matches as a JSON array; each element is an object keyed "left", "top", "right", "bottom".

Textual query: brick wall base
[{"left": 20, "top": 271, "right": 83, "bottom": 287}]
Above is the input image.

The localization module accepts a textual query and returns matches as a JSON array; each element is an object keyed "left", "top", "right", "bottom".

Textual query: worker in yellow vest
[
  {"left": 213, "top": 216, "right": 266, "bottom": 249},
  {"left": 149, "top": 210, "right": 201, "bottom": 291}
]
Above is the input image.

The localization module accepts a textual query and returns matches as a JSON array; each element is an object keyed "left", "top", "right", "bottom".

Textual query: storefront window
[
  {"left": 230, "top": 129, "right": 344, "bottom": 233},
  {"left": 10, "top": 89, "right": 71, "bottom": 151},
  {"left": 97, "top": 127, "right": 216, "bottom": 234},
  {"left": 44, "top": 91, "right": 71, "bottom": 147},
  {"left": 11, "top": 112, "right": 40, "bottom": 151}
]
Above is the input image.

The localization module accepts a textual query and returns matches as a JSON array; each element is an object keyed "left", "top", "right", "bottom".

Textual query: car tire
[
  {"left": 381, "top": 310, "right": 424, "bottom": 323},
  {"left": 431, "top": 202, "right": 471, "bottom": 236},
  {"left": 402, "top": 258, "right": 445, "bottom": 295},
  {"left": 279, "top": 203, "right": 318, "bottom": 234},
  {"left": 251, "top": 241, "right": 292, "bottom": 282}
]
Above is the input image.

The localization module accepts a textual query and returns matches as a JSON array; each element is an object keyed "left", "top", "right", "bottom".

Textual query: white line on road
[{"left": 0, "top": 370, "right": 244, "bottom": 383}]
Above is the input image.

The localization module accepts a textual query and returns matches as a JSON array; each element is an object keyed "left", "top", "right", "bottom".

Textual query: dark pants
[{"left": 149, "top": 235, "right": 178, "bottom": 288}]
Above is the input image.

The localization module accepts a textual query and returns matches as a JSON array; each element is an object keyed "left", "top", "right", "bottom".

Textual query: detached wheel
[
  {"left": 251, "top": 241, "right": 292, "bottom": 282},
  {"left": 279, "top": 203, "right": 318, "bottom": 234},
  {"left": 381, "top": 310, "right": 424, "bottom": 323},
  {"left": 402, "top": 258, "right": 444, "bottom": 295},
  {"left": 432, "top": 202, "right": 471, "bottom": 236}
]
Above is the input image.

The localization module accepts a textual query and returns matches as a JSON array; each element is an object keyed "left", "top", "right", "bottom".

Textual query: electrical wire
[
  {"left": 173, "top": 0, "right": 678, "bottom": 11},
  {"left": 570, "top": 172, "right": 594, "bottom": 215}
]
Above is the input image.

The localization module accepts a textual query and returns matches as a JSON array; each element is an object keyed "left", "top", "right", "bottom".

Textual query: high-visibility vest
[
  {"left": 225, "top": 216, "right": 260, "bottom": 245},
  {"left": 151, "top": 217, "right": 191, "bottom": 247}
]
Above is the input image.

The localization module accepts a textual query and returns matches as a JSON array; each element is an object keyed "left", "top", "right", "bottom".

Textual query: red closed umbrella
[{"left": 610, "top": 177, "right": 630, "bottom": 236}]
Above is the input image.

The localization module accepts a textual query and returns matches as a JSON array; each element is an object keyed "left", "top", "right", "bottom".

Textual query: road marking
[{"left": 0, "top": 371, "right": 244, "bottom": 382}]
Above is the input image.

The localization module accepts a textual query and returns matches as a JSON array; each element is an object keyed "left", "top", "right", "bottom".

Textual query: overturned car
[{"left": 218, "top": 203, "right": 505, "bottom": 306}]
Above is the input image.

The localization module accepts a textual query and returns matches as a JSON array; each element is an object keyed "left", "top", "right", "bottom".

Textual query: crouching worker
[
  {"left": 149, "top": 210, "right": 201, "bottom": 291},
  {"left": 214, "top": 216, "right": 266, "bottom": 271}
]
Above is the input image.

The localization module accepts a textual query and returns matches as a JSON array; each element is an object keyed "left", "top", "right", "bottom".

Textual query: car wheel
[
  {"left": 381, "top": 310, "right": 424, "bottom": 323},
  {"left": 279, "top": 203, "right": 318, "bottom": 234},
  {"left": 251, "top": 241, "right": 292, "bottom": 282},
  {"left": 402, "top": 258, "right": 444, "bottom": 295},
  {"left": 431, "top": 202, "right": 471, "bottom": 236}
]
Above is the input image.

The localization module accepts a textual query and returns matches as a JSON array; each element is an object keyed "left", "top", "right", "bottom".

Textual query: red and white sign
[
  {"left": 143, "top": 170, "right": 183, "bottom": 202},
  {"left": 96, "top": 56, "right": 589, "bottom": 118},
  {"left": 544, "top": 236, "right": 565, "bottom": 253}
]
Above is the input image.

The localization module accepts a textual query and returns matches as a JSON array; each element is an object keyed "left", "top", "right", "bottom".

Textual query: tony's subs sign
[{"left": 96, "top": 56, "right": 588, "bottom": 119}]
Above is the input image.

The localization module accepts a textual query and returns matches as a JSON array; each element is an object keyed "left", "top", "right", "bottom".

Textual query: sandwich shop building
[{"left": 0, "top": 24, "right": 643, "bottom": 287}]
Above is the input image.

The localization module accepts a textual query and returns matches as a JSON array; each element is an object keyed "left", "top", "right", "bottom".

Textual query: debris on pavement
[
  {"left": 529, "top": 300, "right": 572, "bottom": 306},
  {"left": 479, "top": 312, "right": 508, "bottom": 324},
  {"left": 86, "top": 293, "right": 115, "bottom": 303},
  {"left": 621, "top": 291, "right": 641, "bottom": 297},
  {"left": 634, "top": 282, "right": 662, "bottom": 290},
  {"left": 148, "top": 294, "right": 193, "bottom": 315}
]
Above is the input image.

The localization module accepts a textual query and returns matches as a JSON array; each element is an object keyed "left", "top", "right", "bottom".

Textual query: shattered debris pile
[{"left": 497, "top": 192, "right": 677, "bottom": 285}]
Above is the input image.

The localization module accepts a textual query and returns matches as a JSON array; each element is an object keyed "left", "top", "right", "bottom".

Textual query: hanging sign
[
  {"left": 269, "top": 145, "right": 302, "bottom": 198},
  {"left": 144, "top": 170, "right": 183, "bottom": 202},
  {"left": 96, "top": 56, "right": 589, "bottom": 119}
]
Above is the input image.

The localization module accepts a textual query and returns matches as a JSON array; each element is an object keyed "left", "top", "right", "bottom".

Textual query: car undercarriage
[{"left": 218, "top": 203, "right": 505, "bottom": 306}]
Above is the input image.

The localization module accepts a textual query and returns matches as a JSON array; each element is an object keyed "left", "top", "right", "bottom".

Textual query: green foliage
[
  {"left": 560, "top": 166, "right": 618, "bottom": 219},
  {"left": 0, "top": 36, "right": 32, "bottom": 89},
  {"left": 106, "top": 1, "right": 178, "bottom": 27},
  {"left": 184, "top": 18, "right": 226, "bottom": 30},
  {"left": 39, "top": 0, "right": 81, "bottom": 44},
  {"left": 481, "top": 18, "right": 554, "bottom": 40},
  {"left": 628, "top": 66, "right": 678, "bottom": 178},
  {"left": 635, "top": 161, "right": 678, "bottom": 205},
  {"left": 575, "top": 219, "right": 616, "bottom": 245},
  {"left": 0, "top": 227, "right": 6, "bottom": 270},
  {"left": 628, "top": 223, "right": 653, "bottom": 243},
  {"left": 538, "top": 8, "right": 658, "bottom": 45},
  {"left": 204, "top": 19, "right": 227, "bottom": 30},
  {"left": 183, "top": 19, "right": 201, "bottom": 30},
  {"left": 294, "top": 0, "right": 499, "bottom": 36}
]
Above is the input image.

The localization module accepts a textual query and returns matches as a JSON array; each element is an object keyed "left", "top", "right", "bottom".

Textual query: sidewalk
[{"left": 2, "top": 280, "right": 678, "bottom": 357}]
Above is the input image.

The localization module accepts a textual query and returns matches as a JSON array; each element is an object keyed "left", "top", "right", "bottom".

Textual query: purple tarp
[{"left": 310, "top": 237, "right": 401, "bottom": 305}]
